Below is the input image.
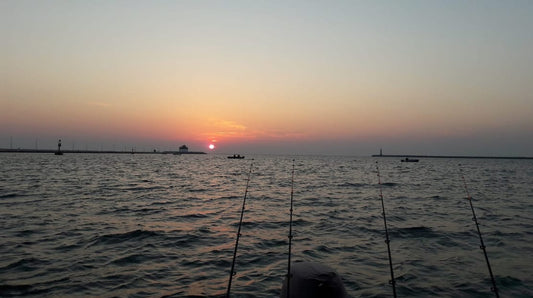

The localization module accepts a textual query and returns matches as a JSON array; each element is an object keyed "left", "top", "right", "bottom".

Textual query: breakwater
[
  {"left": 0, "top": 148, "right": 206, "bottom": 155},
  {"left": 372, "top": 154, "right": 533, "bottom": 160}
]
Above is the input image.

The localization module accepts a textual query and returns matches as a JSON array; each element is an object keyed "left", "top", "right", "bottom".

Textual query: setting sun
[{"left": 208, "top": 144, "right": 215, "bottom": 150}]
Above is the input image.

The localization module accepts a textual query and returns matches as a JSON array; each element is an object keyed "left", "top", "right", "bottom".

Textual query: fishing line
[
  {"left": 226, "top": 160, "right": 254, "bottom": 298},
  {"left": 459, "top": 165, "right": 499, "bottom": 297},
  {"left": 376, "top": 161, "right": 397, "bottom": 298},
  {"left": 286, "top": 159, "right": 295, "bottom": 298}
]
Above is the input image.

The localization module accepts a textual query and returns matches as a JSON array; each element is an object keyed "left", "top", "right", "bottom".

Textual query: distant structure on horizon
[
  {"left": 178, "top": 145, "right": 188, "bottom": 153},
  {"left": 371, "top": 148, "right": 533, "bottom": 160},
  {"left": 0, "top": 142, "right": 206, "bottom": 155},
  {"left": 167, "top": 144, "right": 205, "bottom": 155},
  {"left": 54, "top": 139, "right": 63, "bottom": 155}
]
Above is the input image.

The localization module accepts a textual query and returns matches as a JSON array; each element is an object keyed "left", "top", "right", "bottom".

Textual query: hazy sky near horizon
[{"left": 2, "top": 0, "right": 532, "bottom": 155}]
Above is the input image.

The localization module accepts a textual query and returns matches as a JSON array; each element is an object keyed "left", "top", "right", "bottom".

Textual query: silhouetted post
[
  {"left": 460, "top": 166, "right": 499, "bottom": 297},
  {"left": 376, "top": 161, "right": 397, "bottom": 297},
  {"left": 227, "top": 161, "right": 254, "bottom": 297}
]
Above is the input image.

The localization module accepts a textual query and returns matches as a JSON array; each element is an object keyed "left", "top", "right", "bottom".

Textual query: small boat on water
[
  {"left": 401, "top": 157, "right": 419, "bottom": 162},
  {"left": 228, "top": 154, "right": 245, "bottom": 159}
]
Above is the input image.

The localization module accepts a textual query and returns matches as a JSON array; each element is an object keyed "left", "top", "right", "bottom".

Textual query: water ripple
[{"left": 0, "top": 154, "right": 531, "bottom": 296}]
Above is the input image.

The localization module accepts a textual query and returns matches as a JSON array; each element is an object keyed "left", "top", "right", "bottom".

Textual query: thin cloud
[
  {"left": 87, "top": 102, "right": 112, "bottom": 108},
  {"left": 200, "top": 119, "right": 307, "bottom": 141}
]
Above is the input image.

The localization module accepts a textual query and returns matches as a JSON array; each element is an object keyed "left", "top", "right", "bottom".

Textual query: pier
[
  {"left": 372, "top": 154, "right": 533, "bottom": 160},
  {"left": 0, "top": 148, "right": 206, "bottom": 155}
]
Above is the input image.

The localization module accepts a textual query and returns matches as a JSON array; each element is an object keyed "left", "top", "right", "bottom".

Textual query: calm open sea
[{"left": 1, "top": 153, "right": 532, "bottom": 297}]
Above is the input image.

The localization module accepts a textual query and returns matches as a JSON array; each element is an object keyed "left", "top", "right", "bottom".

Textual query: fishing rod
[
  {"left": 459, "top": 166, "right": 499, "bottom": 297},
  {"left": 226, "top": 160, "right": 254, "bottom": 298},
  {"left": 286, "top": 159, "right": 295, "bottom": 298},
  {"left": 376, "top": 161, "right": 397, "bottom": 298}
]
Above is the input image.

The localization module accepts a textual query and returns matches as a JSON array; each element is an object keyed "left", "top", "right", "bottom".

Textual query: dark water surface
[{"left": 1, "top": 154, "right": 532, "bottom": 297}]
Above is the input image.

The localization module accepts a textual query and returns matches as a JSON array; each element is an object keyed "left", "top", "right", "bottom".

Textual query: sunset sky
[{"left": 2, "top": 0, "right": 532, "bottom": 155}]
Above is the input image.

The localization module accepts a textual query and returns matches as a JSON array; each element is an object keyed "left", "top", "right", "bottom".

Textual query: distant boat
[
  {"left": 228, "top": 154, "right": 245, "bottom": 159},
  {"left": 401, "top": 157, "right": 419, "bottom": 162}
]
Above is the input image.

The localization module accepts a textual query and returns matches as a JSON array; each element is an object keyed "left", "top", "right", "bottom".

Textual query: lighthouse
[{"left": 55, "top": 139, "right": 63, "bottom": 155}]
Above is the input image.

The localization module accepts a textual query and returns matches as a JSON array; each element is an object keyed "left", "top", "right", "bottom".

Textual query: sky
[{"left": 2, "top": 0, "right": 532, "bottom": 155}]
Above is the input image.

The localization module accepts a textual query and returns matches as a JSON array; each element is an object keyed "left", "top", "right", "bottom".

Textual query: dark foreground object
[
  {"left": 401, "top": 158, "right": 418, "bottom": 162},
  {"left": 281, "top": 262, "right": 347, "bottom": 298}
]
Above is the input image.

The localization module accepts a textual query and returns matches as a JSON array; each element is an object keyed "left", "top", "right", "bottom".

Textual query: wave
[
  {"left": 336, "top": 182, "right": 368, "bottom": 188},
  {"left": 87, "top": 229, "right": 161, "bottom": 247},
  {"left": 178, "top": 213, "right": 209, "bottom": 219},
  {"left": 107, "top": 253, "right": 150, "bottom": 266},
  {"left": 391, "top": 226, "right": 439, "bottom": 238},
  {"left": 2, "top": 257, "right": 50, "bottom": 271},
  {"left": 0, "top": 284, "right": 33, "bottom": 297},
  {"left": 121, "top": 185, "right": 168, "bottom": 192},
  {"left": 0, "top": 193, "right": 21, "bottom": 199}
]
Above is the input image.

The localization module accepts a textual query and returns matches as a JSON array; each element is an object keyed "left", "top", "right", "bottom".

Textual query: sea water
[{"left": 1, "top": 153, "right": 532, "bottom": 297}]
